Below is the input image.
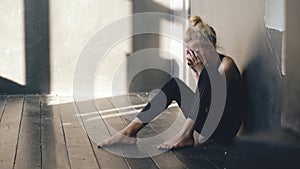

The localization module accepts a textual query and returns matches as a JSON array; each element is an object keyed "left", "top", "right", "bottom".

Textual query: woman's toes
[
  {"left": 97, "top": 143, "right": 104, "bottom": 148},
  {"left": 157, "top": 144, "right": 164, "bottom": 149},
  {"left": 158, "top": 144, "right": 171, "bottom": 150},
  {"left": 168, "top": 145, "right": 175, "bottom": 149},
  {"left": 97, "top": 138, "right": 115, "bottom": 148},
  {"left": 97, "top": 141, "right": 108, "bottom": 148}
]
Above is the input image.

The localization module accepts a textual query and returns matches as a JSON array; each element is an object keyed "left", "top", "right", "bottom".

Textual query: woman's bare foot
[
  {"left": 158, "top": 118, "right": 196, "bottom": 150},
  {"left": 97, "top": 131, "right": 137, "bottom": 148},
  {"left": 97, "top": 120, "right": 145, "bottom": 148},
  {"left": 157, "top": 133, "right": 195, "bottom": 150}
]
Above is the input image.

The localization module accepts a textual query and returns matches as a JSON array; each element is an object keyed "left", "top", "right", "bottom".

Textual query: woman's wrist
[{"left": 193, "top": 64, "right": 204, "bottom": 73}]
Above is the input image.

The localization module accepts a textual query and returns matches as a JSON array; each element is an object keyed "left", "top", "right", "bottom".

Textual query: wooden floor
[{"left": 0, "top": 94, "right": 237, "bottom": 169}]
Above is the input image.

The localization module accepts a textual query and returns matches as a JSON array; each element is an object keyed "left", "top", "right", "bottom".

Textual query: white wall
[
  {"left": 49, "top": 0, "right": 189, "bottom": 97},
  {"left": 1, "top": 0, "right": 191, "bottom": 97},
  {"left": 0, "top": 0, "right": 25, "bottom": 86},
  {"left": 50, "top": 0, "right": 133, "bottom": 96},
  {"left": 282, "top": 0, "right": 300, "bottom": 135},
  {"left": 265, "top": 0, "right": 285, "bottom": 31},
  {"left": 191, "top": 0, "right": 264, "bottom": 72}
]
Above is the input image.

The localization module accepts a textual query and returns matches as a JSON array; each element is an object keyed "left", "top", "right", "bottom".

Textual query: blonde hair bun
[{"left": 189, "top": 15, "right": 203, "bottom": 27}]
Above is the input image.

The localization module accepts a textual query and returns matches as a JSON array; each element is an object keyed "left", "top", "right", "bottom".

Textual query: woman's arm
[{"left": 186, "top": 50, "right": 204, "bottom": 83}]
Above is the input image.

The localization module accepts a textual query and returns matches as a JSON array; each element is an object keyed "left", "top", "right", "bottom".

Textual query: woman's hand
[{"left": 186, "top": 49, "right": 204, "bottom": 74}]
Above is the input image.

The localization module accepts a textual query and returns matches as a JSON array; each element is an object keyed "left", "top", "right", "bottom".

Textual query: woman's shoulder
[
  {"left": 219, "top": 54, "right": 241, "bottom": 79},
  {"left": 219, "top": 54, "right": 235, "bottom": 67}
]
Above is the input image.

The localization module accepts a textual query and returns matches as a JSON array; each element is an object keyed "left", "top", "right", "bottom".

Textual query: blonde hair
[{"left": 185, "top": 16, "right": 217, "bottom": 48}]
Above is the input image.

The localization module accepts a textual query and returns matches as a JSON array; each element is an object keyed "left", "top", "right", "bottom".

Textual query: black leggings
[{"left": 136, "top": 69, "right": 243, "bottom": 141}]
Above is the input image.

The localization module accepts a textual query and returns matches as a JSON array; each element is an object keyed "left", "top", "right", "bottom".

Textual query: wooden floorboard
[
  {"left": 130, "top": 95, "right": 189, "bottom": 168},
  {"left": 211, "top": 140, "right": 238, "bottom": 157},
  {"left": 0, "top": 96, "right": 7, "bottom": 123},
  {"left": 137, "top": 94, "right": 219, "bottom": 169},
  {"left": 0, "top": 96, "right": 24, "bottom": 169},
  {"left": 14, "top": 96, "right": 42, "bottom": 169},
  {"left": 96, "top": 97, "right": 159, "bottom": 169},
  {"left": 75, "top": 99, "right": 130, "bottom": 169},
  {"left": 194, "top": 141, "right": 236, "bottom": 169},
  {"left": 0, "top": 95, "right": 238, "bottom": 169},
  {"left": 40, "top": 96, "right": 71, "bottom": 169},
  {"left": 108, "top": 94, "right": 187, "bottom": 169},
  {"left": 137, "top": 94, "right": 216, "bottom": 169},
  {"left": 58, "top": 99, "right": 100, "bottom": 169}
]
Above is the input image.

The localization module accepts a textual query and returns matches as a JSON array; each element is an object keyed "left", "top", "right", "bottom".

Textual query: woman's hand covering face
[
  {"left": 186, "top": 49, "right": 202, "bottom": 66},
  {"left": 186, "top": 49, "right": 205, "bottom": 73},
  {"left": 187, "top": 41, "right": 220, "bottom": 69}
]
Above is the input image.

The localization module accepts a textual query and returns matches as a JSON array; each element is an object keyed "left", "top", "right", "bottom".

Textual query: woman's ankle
[
  {"left": 120, "top": 129, "right": 137, "bottom": 138},
  {"left": 178, "top": 129, "right": 194, "bottom": 138},
  {"left": 122, "top": 121, "right": 145, "bottom": 137}
]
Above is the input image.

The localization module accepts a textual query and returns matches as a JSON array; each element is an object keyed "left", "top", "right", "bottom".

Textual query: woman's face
[
  {"left": 186, "top": 40, "right": 219, "bottom": 67},
  {"left": 186, "top": 40, "right": 207, "bottom": 65}
]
